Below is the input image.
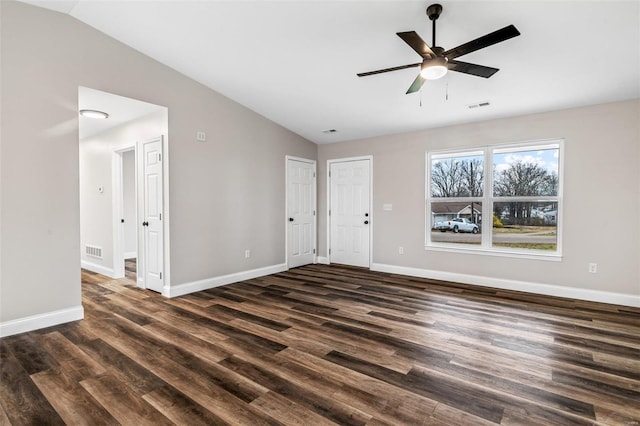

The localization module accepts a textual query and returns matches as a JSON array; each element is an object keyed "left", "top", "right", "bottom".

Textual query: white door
[
  {"left": 329, "top": 159, "right": 371, "bottom": 267},
  {"left": 287, "top": 158, "right": 316, "bottom": 268},
  {"left": 142, "top": 137, "right": 164, "bottom": 293}
]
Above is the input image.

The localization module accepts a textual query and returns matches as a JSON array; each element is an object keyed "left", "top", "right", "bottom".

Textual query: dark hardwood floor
[
  {"left": 1, "top": 264, "right": 639, "bottom": 425},
  {"left": 124, "top": 258, "right": 136, "bottom": 280}
]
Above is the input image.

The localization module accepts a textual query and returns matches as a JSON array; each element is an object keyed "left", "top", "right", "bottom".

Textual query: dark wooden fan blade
[
  {"left": 443, "top": 25, "right": 520, "bottom": 60},
  {"left": 397, "top": 31, "right": 435, "bottom": 59},
  {"left": 448, "top": 60, "right": 499, "bottom": 78},
  {"left": 357, "top": 62, "right": 421, "bottom": 77},
  {"left": 406, "top": 74, "right": 426, "bottom": 94}
]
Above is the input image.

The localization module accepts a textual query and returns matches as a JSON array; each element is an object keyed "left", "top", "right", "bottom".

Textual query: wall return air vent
[{"left": 85, "top": 245, "right": 103, "bottom": 259}]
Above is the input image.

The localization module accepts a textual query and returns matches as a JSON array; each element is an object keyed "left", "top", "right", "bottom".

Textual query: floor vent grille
[{"left": 85, "top": 245, "right": 103, "bottom": 259}]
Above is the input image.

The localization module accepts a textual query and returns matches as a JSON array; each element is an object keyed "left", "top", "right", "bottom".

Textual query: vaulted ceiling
[{"left": 21, "top": 1, "right": 640, "bottom": 144}]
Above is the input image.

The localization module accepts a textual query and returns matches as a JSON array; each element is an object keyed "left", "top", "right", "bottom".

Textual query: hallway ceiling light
[{"left": 79, "top": 109, "right": 109, "bottom": 119}]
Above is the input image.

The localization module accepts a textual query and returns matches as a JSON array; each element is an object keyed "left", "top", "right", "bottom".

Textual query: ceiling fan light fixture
[
  {"left": 420, "top": 57, "right": 448, "bottom": 80},
  {"left": 357, "top": 3, "right": 520, "bottom": 94},
  {"left": 79, "top": 109, "right": 109, "bottom": 119}
]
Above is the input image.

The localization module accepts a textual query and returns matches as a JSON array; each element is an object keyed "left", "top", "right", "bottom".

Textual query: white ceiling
[
  {"left": 78, "top": 86, "right": 165, "bottom": 139},
  {"left": 23, "top": 1, "right": 640, "bottom": 144}
]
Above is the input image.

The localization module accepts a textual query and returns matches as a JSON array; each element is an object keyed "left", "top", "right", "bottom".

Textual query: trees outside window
[
  {"left": 427, "top": 141, "right": 562, "bottom": 256},
  {"left": 431, "top": 153, "right": 483, "bottom": 198},
  {"left": 429, "top": 152, "right": 484, "bottom": 246}
]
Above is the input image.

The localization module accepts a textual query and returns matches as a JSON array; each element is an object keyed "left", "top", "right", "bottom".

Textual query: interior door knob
[
  {"left": 289, "top": 217, "right": 294, "bottom": 222},
  {"left": 364, "top": 220, "right": 369, "bottom": 225}
]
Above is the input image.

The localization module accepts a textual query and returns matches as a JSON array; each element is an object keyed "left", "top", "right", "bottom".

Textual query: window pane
[
  {"left": 492, "top": 201, "right": 557, "bottom": 251},
  {"left": 431, "top": 153, "right": 484, "bottom": 197},
  {"left": 493, "top": 147, "right": 559, "bottom": 196},
  {"left": 430, "top": 201, "right": 482, "bottom": 245}
]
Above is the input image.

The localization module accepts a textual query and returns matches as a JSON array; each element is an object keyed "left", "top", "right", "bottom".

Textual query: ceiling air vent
[
  {"left": 468, "top": 101, "right": 491, "bottom": 109},
  {"left": 322, "top": 129, "right": 338, "bottom": 134}
]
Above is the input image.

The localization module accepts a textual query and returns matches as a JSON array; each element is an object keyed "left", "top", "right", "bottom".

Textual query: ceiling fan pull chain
[{"left": 446, "top": 76, "right": 449, "bottom": 101}]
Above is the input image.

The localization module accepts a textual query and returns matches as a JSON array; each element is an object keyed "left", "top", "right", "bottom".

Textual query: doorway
[
  {"left": 112, "top": 137, "right": 164, "bottom": 293},
  {"left": 79, "top": 86, "right": 169, "bottom": 293},
  {"left": 327, "top": 157, "right": 372, "bottom": 268},
  {"left": 113, "top": 146, "right": 137, "bottom": 281}
]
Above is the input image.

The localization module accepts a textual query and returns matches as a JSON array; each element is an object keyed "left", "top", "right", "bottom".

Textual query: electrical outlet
[
  {"left": 399, "top": 246, "right": 404, "bottom": 255},
  {"left": 588, "top": 263, "right": 597, "bottom": 273},
  {"left": 245, "top": 250, "right": 251, "bottom": 259}
]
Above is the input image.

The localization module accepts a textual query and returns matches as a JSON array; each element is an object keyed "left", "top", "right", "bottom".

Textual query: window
[
  {"left": 429, "top": 151, "right": 483, "bottom": 246},
  {"left": 426, "top": 140, "right": 562, "bottom": 258}
]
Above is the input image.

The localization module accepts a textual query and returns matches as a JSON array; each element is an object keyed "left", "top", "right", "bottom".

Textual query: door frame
[
  {"left": 111, "top": 135, "right": 170, "bottom": 293},
  {"left": 285, "top": 156, "right": 317, "bottom": 268},
  {"left": 326, "top": 155, "right": 373, "bottom": 268},
  {"left": 112, "top": 144, "right": 137, "bottom": 279}
]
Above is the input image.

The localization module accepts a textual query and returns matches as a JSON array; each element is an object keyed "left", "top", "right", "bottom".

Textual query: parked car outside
[{"left": 434, "top": 217, "right": 479, "bottom": 234}]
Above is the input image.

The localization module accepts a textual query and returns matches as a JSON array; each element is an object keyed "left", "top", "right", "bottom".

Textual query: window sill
[{"left": 424, "top": 244, "right": 562, "bottom": 261}]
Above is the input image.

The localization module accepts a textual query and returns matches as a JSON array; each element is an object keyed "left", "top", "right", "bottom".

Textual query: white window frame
[{"left": 425, "top": 139, "right": 563, "bottom": 261}]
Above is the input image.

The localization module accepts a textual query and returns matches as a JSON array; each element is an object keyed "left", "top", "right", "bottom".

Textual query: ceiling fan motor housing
[
  {"left": 427, "top": 4, "right": 443, "bottom": 21},
  {"left": 431, "top": 46, "right": 445, "bottom": 58}
]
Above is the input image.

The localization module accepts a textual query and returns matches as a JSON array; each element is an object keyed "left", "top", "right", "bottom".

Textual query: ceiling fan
[{"left": 357, "top": 3, "right": 520, "bottom": 94}]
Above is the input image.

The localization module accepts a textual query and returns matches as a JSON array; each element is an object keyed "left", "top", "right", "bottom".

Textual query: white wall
[
  {"left": 122, "top": 150, "right": 136, "bottom": 258},
  {"left": 0, "top": 1, "right": 317, "bottom": 334},
  {"left": 79, "top": 110, "right": 165, "bottom": 276},
  {"left": 318, "top": 100, "right": 640, "bottom": 305}
]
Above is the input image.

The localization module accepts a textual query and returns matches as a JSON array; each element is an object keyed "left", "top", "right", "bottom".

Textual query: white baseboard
[
  {"left": 123, "top": 252, "right": 137, "bottom": 260},
  {"left": 371, "top": 263, "right": 640, "bottom": 308},
  {"left": 0, "top": 306, "right": 84, "bottom": 338},
  {"left": 316, "top": 256, "right": 330, "bottom": 265},
  {"left": 81, "top": 260, "right": 116, "bottom": 278},
  {"left": 165, "top": 263, "right": 288, "bottom": 298}
]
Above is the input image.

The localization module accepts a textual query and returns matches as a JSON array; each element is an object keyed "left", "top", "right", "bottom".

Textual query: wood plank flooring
[
  {"left": 124, "top": 258, "right": 136, "bottom": 280},
  {"left": 1, "top": 264, "right": 639, "bottom": 425}
]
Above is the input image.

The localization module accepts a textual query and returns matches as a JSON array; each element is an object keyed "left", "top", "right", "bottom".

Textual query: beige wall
[
  {"left": 0, "top": 1, "right": 316, "bottom": 325},
  {"left": 318, "top": 100, "right": 640, "bottom": 298}
]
